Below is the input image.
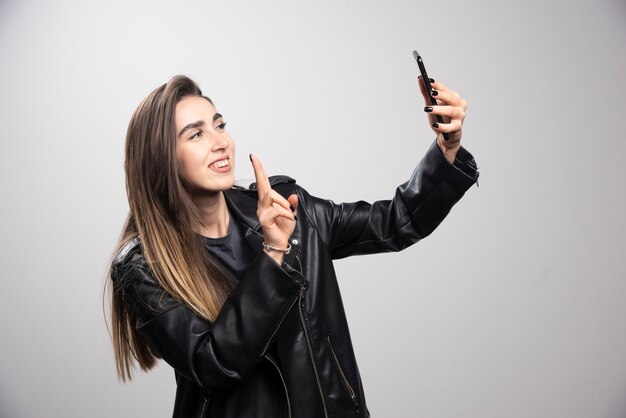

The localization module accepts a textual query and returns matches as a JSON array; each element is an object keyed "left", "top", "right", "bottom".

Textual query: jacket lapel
[
  {"left": 224, "top": 188, "right": 264, "bottom": 255},
  {"left": 224, "top": 176, "right": 301, "bottom": 259}
]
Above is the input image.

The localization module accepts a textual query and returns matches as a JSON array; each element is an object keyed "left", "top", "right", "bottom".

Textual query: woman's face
[{"left": 175, "top": 95, "right": 235, "bottom": 194}]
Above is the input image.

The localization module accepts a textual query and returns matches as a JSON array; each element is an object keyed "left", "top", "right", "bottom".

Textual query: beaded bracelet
[{"left": 262, "top": 242, "right": 292, "bottom": 255}]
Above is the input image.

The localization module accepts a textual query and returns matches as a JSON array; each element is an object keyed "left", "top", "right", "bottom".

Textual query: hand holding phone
[{"left": 412, "top": 50, "right": 449, "bottom": 141}]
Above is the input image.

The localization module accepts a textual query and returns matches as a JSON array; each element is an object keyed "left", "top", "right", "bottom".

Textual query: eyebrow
[{"left": 177, "top": 113, "right": 223, "bottom": 138}]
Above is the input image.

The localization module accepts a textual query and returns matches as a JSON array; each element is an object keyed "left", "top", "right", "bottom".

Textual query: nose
[{"left": 210, "top": 130, "right": 229, "bottom": 151}]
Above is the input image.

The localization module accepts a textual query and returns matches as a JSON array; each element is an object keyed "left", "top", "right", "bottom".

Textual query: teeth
[{"left": 211, "top": 159, "right": 229, "bottom": 168}]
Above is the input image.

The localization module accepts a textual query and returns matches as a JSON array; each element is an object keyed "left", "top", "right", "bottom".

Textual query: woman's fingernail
[
  {"left": 424, "top": 106, "right": 433, "bottom": 112},
  {"left": 429, "top": 78, "right": 435, "bottom": 83},
  {"left": 249, "top": 153, "right": 253, "bottom": 162},
  {"left": 294, "top": 215, "right": 298, "bottom": 221},
  {"left": 432, "top": 122, "right": 439, "bottom": 128},
  {"left": 431, "top": 90, "right": 439, "bottom": 96},
  {"left": 289, "top": 204, "right": 295, "bottom": 212}
]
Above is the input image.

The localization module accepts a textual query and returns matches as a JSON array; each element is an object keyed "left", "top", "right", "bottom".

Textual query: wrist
[
  {"left": 262, "top": 242, "right": 292, "bottom": 254},
  {"left": 442, "top": 147, "right": 460, "bottom": 164},
  {"left": 262, "top": 241, "right": 291, "bottom": 266},
  {"left": 263, "top": 249, "right": 285, "bottom": 266},
  {"left": 437, "top": 138, "right": 461, "bottom": 164}
]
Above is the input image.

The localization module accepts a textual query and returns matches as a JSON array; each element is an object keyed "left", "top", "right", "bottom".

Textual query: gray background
[{"left": 1, "top": 0, "right": 625, "bottom": 417}]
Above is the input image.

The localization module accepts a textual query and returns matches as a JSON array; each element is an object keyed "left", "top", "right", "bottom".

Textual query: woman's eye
[
  {"left": 216, "top": 122, "right": 227, "bottom": 131},
  {"left": 190, "top": 131, "right": 203, "bottom": 140}
]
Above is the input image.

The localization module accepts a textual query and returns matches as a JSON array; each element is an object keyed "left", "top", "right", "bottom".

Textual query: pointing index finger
[{"left": 250, "top": 153, "right": 272, "bottom": 196}]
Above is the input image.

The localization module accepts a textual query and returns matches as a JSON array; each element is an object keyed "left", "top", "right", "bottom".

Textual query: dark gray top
[{"left": 201, "top": 214, "right": 257, "bottom": 281}]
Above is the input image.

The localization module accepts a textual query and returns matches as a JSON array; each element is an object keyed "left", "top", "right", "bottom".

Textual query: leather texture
[{"left": 111, "top": 140, "right": 479, "bottom": 418}]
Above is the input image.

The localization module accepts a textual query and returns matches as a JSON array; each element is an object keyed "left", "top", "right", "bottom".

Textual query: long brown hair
[{"left": 107, "top": 75, "right": 235, "bottom": 381}]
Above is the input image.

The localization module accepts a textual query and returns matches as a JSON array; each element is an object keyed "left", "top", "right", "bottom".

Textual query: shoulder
[
  {"left": 232, "top": 175, "right": 297, "bottom": 192},
  {"left": 231, "top": 175, "right": 306, "bottom": 200},
  {"left": 113, "top": 236, "right": 141, "bottom": 265},
  {"left": 111, "top": 236, "right": 146, "bottom": 282},
  {"left": 110, "top": 236, "right": 181, "bottom": 315}
]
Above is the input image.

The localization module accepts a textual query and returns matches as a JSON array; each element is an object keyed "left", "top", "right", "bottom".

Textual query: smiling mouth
[
  {"left": 208, "top": 157, "right": 232, "bottom": 173},
  {"left": 209, "top": 158, "right": 229, "bottom": 169}
]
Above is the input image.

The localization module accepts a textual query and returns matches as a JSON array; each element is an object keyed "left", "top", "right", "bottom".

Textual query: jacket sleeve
[
  {"left": 112, "top": 246, "right": 304, "bottom": 390},
  {"left": 298, "top": 140, "right": 479, "bottom": 259}
]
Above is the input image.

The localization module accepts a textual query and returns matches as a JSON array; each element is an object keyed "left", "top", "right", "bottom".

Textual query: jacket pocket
[{"left": 326, "top": 334, "right": 360, "bottom": 414}]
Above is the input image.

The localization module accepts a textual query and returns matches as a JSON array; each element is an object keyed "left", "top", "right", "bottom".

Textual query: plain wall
[{"left": 1, "top": 0, "right": 625, "bottom": 417}]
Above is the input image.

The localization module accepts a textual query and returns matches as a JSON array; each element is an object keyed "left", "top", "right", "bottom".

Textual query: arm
[
  {"left": 113, "top": 247, "right": 304, "bottom": 389},
  {"left": 299, "top": 140, "right": 478, "bottom": 259},
  {"left": 299, "top": 77, "right": 477, "bottom": 259},
  {"left": 111, "top": 153, "right": 304, "bottom": 390}
]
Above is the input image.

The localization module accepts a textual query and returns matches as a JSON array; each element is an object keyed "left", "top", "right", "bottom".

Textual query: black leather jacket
[{"left": 111, "top": 141, "right": 478, "bottom": 418}]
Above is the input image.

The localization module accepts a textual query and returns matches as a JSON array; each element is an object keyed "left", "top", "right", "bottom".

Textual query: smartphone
[{"left": 412, "top": 50, "right": 449, "bottom": 141}]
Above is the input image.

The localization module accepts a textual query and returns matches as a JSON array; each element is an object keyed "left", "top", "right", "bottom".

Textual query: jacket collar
[
  {"left": 223, "top": 188, "right": 264, "bottom": 253},
  {"left": 223, "top": 175, "right": 296, "bottom": 231},
  {"left": 223, "top": 175, "right": 298, "bottom": 255},
  {"left": 223, "top": 188, "right": 261, "bottom": 231}
]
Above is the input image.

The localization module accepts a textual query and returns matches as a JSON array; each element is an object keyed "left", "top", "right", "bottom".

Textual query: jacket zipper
[
  {"left": 260, "top": 289, "right": 301, "bottom": 358},
  {"left": 255, "top": 230, "right": 303, "bottom": 358},
  {"left": 326, "top": 335, "right": 360, "bottom": 414},
  {"left": 198, "top": 396, "right": 208, "bottom": 418},
  {"left": 298, "top": 283, "right": 330, "bottom": 418},
  {"left": 295, "top": 254, "right": 329, "bottom": 417},
  {"left": 265, "top": 355, "right": 292, "bottom": 418}
]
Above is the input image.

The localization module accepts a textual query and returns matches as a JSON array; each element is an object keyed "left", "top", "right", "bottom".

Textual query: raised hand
[
  {"left": 249, "top": 153, "right": 299, "bottom": 264},
  {"left": 418, "top": 77, "right": 468, "bottom": 163}
]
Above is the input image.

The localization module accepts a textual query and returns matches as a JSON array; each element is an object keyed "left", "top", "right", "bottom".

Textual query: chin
[{"left": 212, "top": 175, "right": 235, "bottom": 191}]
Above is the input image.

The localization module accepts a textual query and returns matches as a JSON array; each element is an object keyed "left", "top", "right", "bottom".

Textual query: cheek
[
  {"left": 178, "top": 144, "right": 205, "bottom": 169},
  {"left": 176, "top": 145, "right": 201, "bottom": 181},
  {"left": 175, "top": 147, "right": 187, "bottom": 172}
]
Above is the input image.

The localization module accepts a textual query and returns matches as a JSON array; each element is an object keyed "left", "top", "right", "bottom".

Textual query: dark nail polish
[
  {"left": 249, "top": 153, "right": 252, "bottom": 162},
  {"left": 294, "top": 215, "right": 298, "bottom": 222},
  {"left": 424, "top": 106, "right": 433, "bottom": 113},
  {"left": 431, "top": 90, "right": 438, "bottom": 96},
  {"left": 289, "top": 204, "right": 295, "bottom": 212},
  {"left": 431, "top": 122, "right": 439, "bottom": 128},
  {"left": 429, "top": 78, "right": 435, "bottom": 83}
]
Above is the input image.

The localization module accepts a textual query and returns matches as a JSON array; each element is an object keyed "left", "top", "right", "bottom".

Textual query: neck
[{"left": 193, "top": 191, "right": 230, "bottom": 238}]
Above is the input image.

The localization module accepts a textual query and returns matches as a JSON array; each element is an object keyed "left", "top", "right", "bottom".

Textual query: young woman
[{"left": 108, "top": 74, "right": 478, "bottom": 418}]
